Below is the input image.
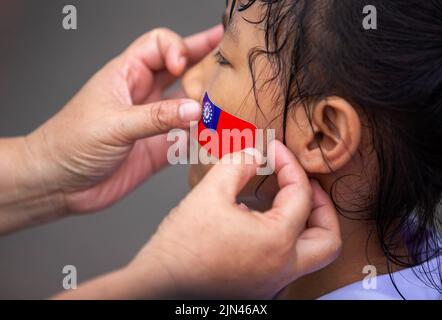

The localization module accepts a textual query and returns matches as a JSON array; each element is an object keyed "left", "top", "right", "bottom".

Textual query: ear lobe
[{"left": 295, "top": 97, "right": 362, "bottom": 174}]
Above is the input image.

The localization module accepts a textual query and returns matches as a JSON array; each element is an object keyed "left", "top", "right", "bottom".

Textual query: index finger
[
  {"left": 121, "top": 25, "right": 223, "bottom": 75},
  {"left": 184, "top": 24, "right": 224, "bottom": 65},
  {"left": 266, "top": 140, "right": 313, "bottom": 233}
]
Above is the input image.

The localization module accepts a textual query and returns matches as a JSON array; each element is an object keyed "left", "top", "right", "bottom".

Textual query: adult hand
[
  {"left": 121, "top": 140, "right": 342, "bottom": 299},
  {"left": 22, "top": 26, "right": 223, "bottom": 215},
  {"left": 55, "top": 140, "right": 341, "bottom": 299}
]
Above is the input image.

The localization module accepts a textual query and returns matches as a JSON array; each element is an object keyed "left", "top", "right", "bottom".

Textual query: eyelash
[{"left": 214, "top": 50, "right": 231, "bottom": 67}]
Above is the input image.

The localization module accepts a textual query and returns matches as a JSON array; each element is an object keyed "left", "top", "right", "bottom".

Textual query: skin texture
[
  {"left": 55, "top": 142, "right": 342, "bottom": 300},
  {"left": 182, "top": 0, "right": 394, "bottom": 299},
  {"left": 0, "top": 23, "right": 341, "bottom": 299},
  {"left": 184, "top": 4, "right": 282, "bottom": 211},
  {"left": 0, "top": 26, "right": 224, "bottom": 234}
]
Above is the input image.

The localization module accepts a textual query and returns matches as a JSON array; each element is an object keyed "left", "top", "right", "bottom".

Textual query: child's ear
[{"left": 286, "top": 97, "right": 361, "bottom": 174}]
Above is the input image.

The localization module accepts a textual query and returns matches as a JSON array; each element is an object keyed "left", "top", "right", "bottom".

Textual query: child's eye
[{"left": 214, "top": 50, "right": 232, "bottom": 67}]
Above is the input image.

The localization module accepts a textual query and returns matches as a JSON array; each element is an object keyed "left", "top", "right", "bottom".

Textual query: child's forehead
[
  {"left": 223, "top": 4, "right": 239, "bottom": 42},
  {"left": 223, "top": 1, "right": 265, "bottom": 44}
]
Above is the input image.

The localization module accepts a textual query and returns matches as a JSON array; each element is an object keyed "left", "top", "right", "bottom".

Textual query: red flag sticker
[{"left": 195, "top": 92, "right": 257, "bottom": 159}]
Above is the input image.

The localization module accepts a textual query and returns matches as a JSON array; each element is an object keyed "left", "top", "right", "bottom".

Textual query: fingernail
[
  {"left": 238, "top": 203, "right": 250, "bottom": 212},
  {"left": 310, "top": 179, "right": 321, "bottom": 188},
  {"left": 209, "top": 24, "right": 224, "bottom": 35},
  {"left": 243, "top": 148, "right": 264, "bottom": 165},
  {"left": 177, "top": 56, "right": 187, "bottom": 68},
  {"left": 179, "top": 102, "right": 201, "bottom": 122}
]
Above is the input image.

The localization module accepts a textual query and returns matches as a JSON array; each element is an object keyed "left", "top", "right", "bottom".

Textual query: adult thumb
[
  {"left": 118, "top": 99, "right": 201, "bottom": 141},
  {"left": 198, "top": 149, "right": 263, "bottom": 203}
]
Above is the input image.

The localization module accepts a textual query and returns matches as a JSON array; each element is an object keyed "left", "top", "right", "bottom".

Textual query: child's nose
[
  {"left": 182, "top": 53, "right": 218, "bottom": 103},
  {"left": 182, "top": 63, "right": 206, "bottom": 104}
]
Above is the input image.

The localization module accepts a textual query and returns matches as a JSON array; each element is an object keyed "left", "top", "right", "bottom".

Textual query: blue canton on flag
[{"left": 202, "top": 93, "right": 221, "bottom": 131}]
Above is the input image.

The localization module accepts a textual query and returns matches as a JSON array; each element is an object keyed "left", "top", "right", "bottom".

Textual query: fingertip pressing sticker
[{"left": 195, "top": 92, "right": 257, "bottom": 159}]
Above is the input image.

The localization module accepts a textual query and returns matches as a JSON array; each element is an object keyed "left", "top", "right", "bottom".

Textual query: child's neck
[{"left": 278, "top": 218, "right": 396, "bottom": 299}]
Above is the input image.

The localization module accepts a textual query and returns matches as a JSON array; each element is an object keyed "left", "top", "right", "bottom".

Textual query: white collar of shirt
[{"left": 319, "top": 257, "right": 442, "bottom": 300}]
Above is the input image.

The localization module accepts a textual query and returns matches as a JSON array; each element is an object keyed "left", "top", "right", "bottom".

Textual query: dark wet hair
[{"left": 230, "top": 0, "right": 442, "bottom": 297}]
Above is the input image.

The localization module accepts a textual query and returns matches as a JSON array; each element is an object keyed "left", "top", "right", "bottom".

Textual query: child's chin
[
  {"left": 237, "top": 175, "right": 279, "bottom": 211},
  {"left": 188, "top": 163, "right": 278, "bottom": 211},
  {"left": 187, "top": 164, "right": 211, "bottom": 189},
  {"left": 237, "top": 195, "right": 273, "bottom": 212}
]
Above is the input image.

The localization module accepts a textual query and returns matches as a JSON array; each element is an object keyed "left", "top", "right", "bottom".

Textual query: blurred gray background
[{"left": 0, "top": 0, "right": 224, "bottom": 299}]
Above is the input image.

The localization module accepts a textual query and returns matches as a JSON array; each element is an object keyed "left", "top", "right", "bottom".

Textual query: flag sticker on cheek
[{"left": 196, "top": 92, "right": 257, "bottom": 159}]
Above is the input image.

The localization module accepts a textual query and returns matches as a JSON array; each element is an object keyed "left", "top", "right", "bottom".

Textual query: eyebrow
[{"left": 222, "top": 11, "right": 239, "bottom": 42}]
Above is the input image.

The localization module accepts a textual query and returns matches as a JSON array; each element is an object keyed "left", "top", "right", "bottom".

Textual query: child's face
[{"left": 182, "top": 3, "right": 282, "bottom": 210}]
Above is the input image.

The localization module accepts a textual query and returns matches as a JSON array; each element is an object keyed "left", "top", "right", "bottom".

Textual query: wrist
[
  {"left": 128, "top": 242, "right": 213, "bottom": 299},
  {"left": 54, "top": 260, "right": 180, "bottom": 300},
  {"left": 0, "top": 135, "right": 67, "bottom": 234},
  {"left": 124, "top": 254, "right": 182, "bottom": 299}
]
